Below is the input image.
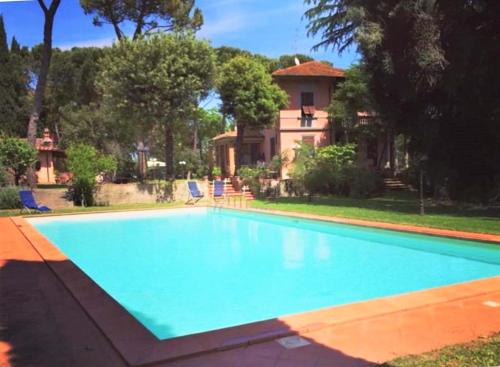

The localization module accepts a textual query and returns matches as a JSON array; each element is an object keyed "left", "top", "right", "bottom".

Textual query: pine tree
[
  {"left": 9, "top": 36, "right": 30, "bottom": 136},
  {"left": 0, "top": 15, "right": 17, "bottom": 136}
]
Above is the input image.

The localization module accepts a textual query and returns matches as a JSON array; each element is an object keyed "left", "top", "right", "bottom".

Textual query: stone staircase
[
  {"left": 383, "top": 178, "right": 409, "bottom": 191},
  {"left": 208, "top": 180, "right": 255, "bottom": 200}
]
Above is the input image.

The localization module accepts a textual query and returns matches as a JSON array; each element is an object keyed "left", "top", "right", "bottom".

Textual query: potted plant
[{"left": 212, "top": 166, "right": 222, "bottom": 180}]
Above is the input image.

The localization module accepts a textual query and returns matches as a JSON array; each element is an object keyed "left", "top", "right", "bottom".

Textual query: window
[
  {"left": 301, "top": 92, "right": 314, "bottom": 107},
  {"left": 301, "top": 92, "right": 314, "bottom": 127},
  {"left": 270, "top": 137, "right": 276, "bottom": 158}
]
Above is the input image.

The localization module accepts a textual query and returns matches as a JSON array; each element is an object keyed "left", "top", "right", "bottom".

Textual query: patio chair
[
  {"left": 19, "top": 190, "right": 52, "bottom": 213},
  {"left": 186, "top": 181, "right": 204, "bottom": 204},
  {"left": 212, "top": 180, "right": 225, "bottom": 201}
]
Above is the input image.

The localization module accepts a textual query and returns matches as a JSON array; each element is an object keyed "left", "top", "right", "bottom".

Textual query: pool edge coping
[
  {"left": 238, "top": 206, "right": 500, "bottom": 244},
  {"left": 10, "top": 209, "right": 500, "bottom": 366},
  {"left": 19, "top": 203, "right": 500, "bottom": 243}
]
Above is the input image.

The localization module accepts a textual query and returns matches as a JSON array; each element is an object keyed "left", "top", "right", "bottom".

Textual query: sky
[{"left": 0, "top": 0, "right": 358, "bottom": 69}]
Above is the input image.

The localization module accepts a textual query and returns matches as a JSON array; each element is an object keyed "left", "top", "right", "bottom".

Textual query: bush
[
  {"left": 238, "top": 166, "right": 264, "bottom": 196},
  {"left": 66, "top": 144, "right": 117, "bottom": 206},
  {"left": 212, "top": 166, "right": 222, "bottom": 177},
  {"left": 0, "top": 187, "right": 22, "bottom": 209},
  {"left": 0, "top": 137, "right": 37, "bottom": 185},
  {"left": 68, "top": 179, "right": 95, "bottom": 207},
  {"left": 346, "top": 165, "right": 384, "bottom": 198},
  {"left": 0, "top": 163, "right": 6, "bottom": 187},
  {"left": 153, "top": 180, "right": 176, "bottom": 202},
  {"left": 289, "top": 142, "right": 382, "bottom": 198}
]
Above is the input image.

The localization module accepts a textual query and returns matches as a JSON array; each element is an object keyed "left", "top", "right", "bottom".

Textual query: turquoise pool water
[{"left": 29, "top": 207, "right": 500, "bottom": 340}]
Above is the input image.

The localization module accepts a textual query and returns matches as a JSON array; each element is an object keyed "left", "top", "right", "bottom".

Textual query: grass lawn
[
  {"left": 0, "top": 201, "right": 186, "bottom": 217},
  {"left": 251, "top": 192, "right": 500, "bottom": 235},
  {"left": 379, "top": 334, "right": 500, "bottom": 367}
]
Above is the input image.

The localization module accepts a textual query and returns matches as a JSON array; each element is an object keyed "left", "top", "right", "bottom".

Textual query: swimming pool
[{"left": 28, "top": 207, "right": 500, "bottom": 340}]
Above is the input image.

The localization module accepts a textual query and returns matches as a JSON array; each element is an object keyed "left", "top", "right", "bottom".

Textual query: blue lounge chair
[
  {"left": 19, "top": 190, "right": 51, "bottom": 213},
  {"left": 213, "top": 180, "right": 225, "bottom": 200},
  {"left": 186, "top": 181, "right": 204, "bottom": 204}
]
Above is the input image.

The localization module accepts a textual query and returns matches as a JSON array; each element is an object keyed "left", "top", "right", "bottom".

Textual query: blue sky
[{"left": 0, "top": 0, "right": 358, "bottom": 68}]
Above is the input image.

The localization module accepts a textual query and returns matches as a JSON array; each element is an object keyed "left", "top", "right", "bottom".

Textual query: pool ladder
[{"left": 212, "top": 194, "right": 248, "bottom": 210}]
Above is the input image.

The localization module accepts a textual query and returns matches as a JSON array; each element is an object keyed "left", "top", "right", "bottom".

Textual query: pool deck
[{"left": 1, "top": 212, "right": 499, "bottom": 367}]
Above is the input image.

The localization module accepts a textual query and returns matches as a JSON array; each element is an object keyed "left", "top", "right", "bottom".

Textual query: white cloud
[
  {"left": 55, "top": 36, "right": 116, "bottom": 50},
  {"left": 197, "top": 12, "right": 249, "bottom": 39}
]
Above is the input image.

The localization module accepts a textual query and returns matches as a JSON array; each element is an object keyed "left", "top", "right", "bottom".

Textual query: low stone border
[
  {"left": 11, "top": 209, "right": 500, "bottom": 366},
  {"left": 235, "top": 206, "right": 500, "bottom": 244}
]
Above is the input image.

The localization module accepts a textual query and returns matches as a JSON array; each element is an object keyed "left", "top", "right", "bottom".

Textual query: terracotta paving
[{"left": 1, "top": 214, "right": 499, "bottom": 367}]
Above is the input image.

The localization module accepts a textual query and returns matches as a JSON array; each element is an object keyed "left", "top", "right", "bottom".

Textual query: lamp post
[
  {"left": 419, "top": 155, "right": 428, "bottom": 216},
  {"left": 137, "top": 142, "right": 149, "bottom": 181}
]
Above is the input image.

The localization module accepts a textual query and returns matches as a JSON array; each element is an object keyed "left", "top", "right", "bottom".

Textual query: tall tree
[
  {"left": 9, "top": 37, "right": 31, "bottom": 137},
  {"left": 328, "top": 64, "right": 375, "bottom": 143},
  {"left": 0, "top": 16, "right": 15, "bottom": 134},
  {"left": 217, "top": 55, "right": 287, "bottom": 171},
  {"left": 26, "top": 0, "right": 61, "bottom": 185},
  {"left": 305, "top": 0, "right": 500, "bottom": 201},
  {"left": 0, "top": 20, "right": 30, "bottom": 137},
  {"left": 80, "top": 0, "right": 203, "bottom": 40},
  {"left": 97, "top": 33, "right": 215, "bottom": 178}
]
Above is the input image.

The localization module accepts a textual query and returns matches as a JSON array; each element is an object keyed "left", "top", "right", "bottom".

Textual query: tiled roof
[
  {"left": 213, "top": 131, "right": 237, "bottom": 141},
  {"left": 272, "top": 61, "right": 344, "bottom": 78},
  {"left": 213, "top": 130, "right": 265, "bottom": 142}
]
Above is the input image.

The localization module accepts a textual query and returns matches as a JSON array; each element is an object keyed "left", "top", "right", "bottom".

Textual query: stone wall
[
  {"left": 33, "top": 180, "right": 210, "bottom": 209},
  {"left": 94, "top": 180, "right": 209, "bottom": 205},
  {"left": 34, "top": 189, "right": 74, "bottom": 209}
]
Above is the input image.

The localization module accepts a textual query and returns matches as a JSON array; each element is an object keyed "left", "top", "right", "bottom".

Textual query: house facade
[{"left": 213, "top": 60, "right": 394, "bottom": 178}]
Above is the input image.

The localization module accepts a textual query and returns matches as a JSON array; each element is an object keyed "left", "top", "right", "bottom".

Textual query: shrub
[
  {"left": 267, "top": 153, "right": 289, "bottom": 178},
  {"left": 212, "top": 166, "right": 222, "bottom": 177},
  {"left": 289, "top": 142, "right": 382, "bottom": 198},
  {"left": 66, "top": 144, "right": 117, "bottom": 206},
  {"left": 238, "top": 166, "right": 264, "bottom": 196},
  {"left": 153, "top": 180, "right": 176, "bottom": 202},
  {"left": 0, "top": 187, "right": 22, "bottom": 209},
  {"left": 0, "top": 163, "right": 6, "bottom": 187},
  {"left": 0, "top": 137, "right": 37, "bottom": 185},
  {"left": 346, "top": 165, "right": 384, "bottom": 198}
]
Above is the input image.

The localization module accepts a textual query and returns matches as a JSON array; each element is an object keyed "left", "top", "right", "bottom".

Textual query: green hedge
[{"left": 0, "top": 187, "right": 21, "bottom": 209}]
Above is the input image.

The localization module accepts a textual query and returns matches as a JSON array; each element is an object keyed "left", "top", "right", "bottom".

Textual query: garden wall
[
  {"left": 34, "top": 189, "right": 74, "bottom": 209},
  {"left": 94, "top": 181, "right": 209, "bottom": 205}
]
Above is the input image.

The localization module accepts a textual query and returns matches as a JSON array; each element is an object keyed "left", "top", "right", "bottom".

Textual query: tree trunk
[
  {"left": 27, "top": 0, "right": 61, "bottom": 186},
  {"left": 220, "top": 112, "right": 226, "bottom": 134},
  {"left": 193, "top": 122, "right": 198, "bottom": 151},
  {"left": 165, "top": 124, "right": 174, "bottom": 179},
  {"left": 235, "top": 124, "right": 244, "bottom": 174},
  {"left": 389, "top": 129, "right": 395, "bottom": 174}
]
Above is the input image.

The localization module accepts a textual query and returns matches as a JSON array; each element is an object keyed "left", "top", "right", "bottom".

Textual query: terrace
[{"left": 1, "top": 201, "right": 499, "bottom": 367}]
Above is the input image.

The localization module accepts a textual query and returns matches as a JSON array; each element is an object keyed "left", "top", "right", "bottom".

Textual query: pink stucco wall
[
  {"left": 214, "top": 75, "right": 337, "bottom": 178},
  {"left": 37, "top": 151, "right": 56, "bottom": 184},
  {"left": 273, "top": 77, "right": 335, "bottom": 178},
  {"left": 277, "top": 77, "right": 334, "bottom": 110}
]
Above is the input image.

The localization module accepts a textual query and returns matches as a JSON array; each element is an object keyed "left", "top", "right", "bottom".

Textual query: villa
[{"left": 213, "top": 60, "right": 396, "bottom": 178}]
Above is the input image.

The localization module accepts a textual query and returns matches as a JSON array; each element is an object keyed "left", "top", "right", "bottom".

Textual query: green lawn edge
[
  {"left": 250, "top": 194, "right": 500, "bottom": 235},
  {"left": 378, "top": 334, "right": 500, "bottom": 367}
]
